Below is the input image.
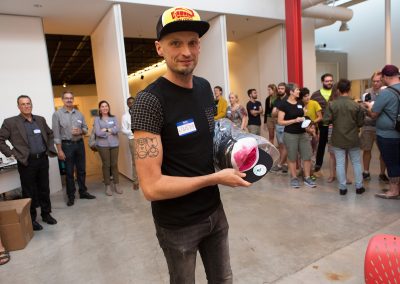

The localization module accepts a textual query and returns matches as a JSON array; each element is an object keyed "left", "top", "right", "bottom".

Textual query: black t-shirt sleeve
[{"left": 132, "top": 91, "right": 163, "bottom": 135}]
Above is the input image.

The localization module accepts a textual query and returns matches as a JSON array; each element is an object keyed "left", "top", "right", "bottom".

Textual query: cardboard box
[{"left": 0, "top": 198, "right": 33, "bottom": 251}]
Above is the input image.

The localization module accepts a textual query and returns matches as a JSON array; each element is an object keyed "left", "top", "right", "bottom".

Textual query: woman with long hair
[
  {"left": 94, "top": 100, "right": 121, "bottom": 196},
  {"left": 277, "top": 83, "right": 316, "bottom": 188},
  {"left": 264, "top": 84, "right": 278, "bottom": 143},
  {"left": 226, "top": 92, "right": 248, "bottom": 131}
]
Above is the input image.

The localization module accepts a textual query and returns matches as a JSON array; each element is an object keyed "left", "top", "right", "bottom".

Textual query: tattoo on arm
[{"left": 134, "top": 137, "right": 159, "bottom": 159}]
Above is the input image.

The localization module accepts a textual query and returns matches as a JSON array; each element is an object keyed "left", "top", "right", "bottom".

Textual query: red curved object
[{"left": 365, "top": 234, "right": 400, "bottom": 283}]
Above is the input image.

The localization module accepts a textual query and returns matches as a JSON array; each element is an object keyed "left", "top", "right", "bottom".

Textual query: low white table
[{"left": 0, "top": 165, "right": 20, "bottom": 195}]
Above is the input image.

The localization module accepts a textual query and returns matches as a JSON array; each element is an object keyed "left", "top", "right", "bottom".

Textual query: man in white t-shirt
[{"left": 121, "top": 97, "right": 139, "bottom": 190}]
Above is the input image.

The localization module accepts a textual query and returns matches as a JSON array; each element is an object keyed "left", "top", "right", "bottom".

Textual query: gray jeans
[
  {"left": 155, "top": 205, "right": 232, "bottom": 284},
  {"left": 97, "top": 146, "right": 119, "bottom": 185}
]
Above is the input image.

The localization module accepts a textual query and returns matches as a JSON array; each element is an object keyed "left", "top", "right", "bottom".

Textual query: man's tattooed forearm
[{"left": 134, "top": 137, "right": 159, "bottom": 159}]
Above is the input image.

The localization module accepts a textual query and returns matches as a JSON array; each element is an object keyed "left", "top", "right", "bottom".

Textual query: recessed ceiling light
[{"left": 33, "top": 4, "right": 43, "bottom": 8}]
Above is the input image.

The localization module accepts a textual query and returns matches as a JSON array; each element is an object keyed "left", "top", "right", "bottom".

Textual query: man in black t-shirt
[
  {"left": 246, "top": 88, "right": 263, "bottom": 135},
  {"left": 131, "top": 6, "right": 250, "bottom": 283}
]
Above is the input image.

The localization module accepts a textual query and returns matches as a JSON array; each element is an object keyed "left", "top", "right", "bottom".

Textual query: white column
[
  {"left": 91, "top": 4, "right": 132, "bottom": 179},
  {"left": 385, "top": 0, "right": 391, "bottom": 64},
  {"left": 195, "top": 15, "right": 230, "bottom": 99}
]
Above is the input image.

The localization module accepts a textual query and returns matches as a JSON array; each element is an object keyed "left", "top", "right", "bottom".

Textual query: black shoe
[
  {"left": 356, "top": 187, "right": 366, "bottom": 194},
  {"left": 340, "top": 189, "right": 348, "bottom": 195},
  {"left": 80, "top": 192, "right": 96, "bottom": 199},
  {"left": 379, "top": 174, "right": 390, "bottom": 184},
  {"left": 362, "top": 172, "right": 371, "bottom": 181},
  {"left": 67, "top": 198, "right": 74, "bottom": 207},
  {"left": 32, "top": 220, "right": 43, "bottom": 231},
  {"left": 42, "top": 214, "right": 57, "bottom": 225}
]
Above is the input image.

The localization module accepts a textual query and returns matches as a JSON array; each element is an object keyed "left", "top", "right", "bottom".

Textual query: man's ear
[{"left": 155, "top": 41, "right": 163, "bottom": 57}]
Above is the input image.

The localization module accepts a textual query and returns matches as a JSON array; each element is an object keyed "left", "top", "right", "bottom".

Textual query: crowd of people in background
[
  {"left": 213, "top": 65, "right": 400, "bottom": 197},
  {"left": 0, "top": 60, "right": 399, "bottom": 268}
]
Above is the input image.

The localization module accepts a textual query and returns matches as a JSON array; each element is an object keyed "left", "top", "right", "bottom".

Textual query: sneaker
[
  {"left": 310, "top": 175, "right": 317, "bottom": 181},
  {"left": 281, "top": 164, "right": 288, "bottom": 174},
  {"left": 356, "top": 187, "right": 366, "bottom": 194},
  {"left": 379, "top": 174, "right": 390, "bottom": 184},
  {"left": 270, "top": 164, "right": 282, "bottom": 173},
  {"left": 362, "top": 172, "right": 371, "bottom": 181},
  {"left": 340, "top": 189, "right": 348, "bottom": 195},
  {"left": 304, "top": 177, "right": 317, "bottom": 188},
  {"left": 290, "top": 178, "right": 300, "bottom": 188}
]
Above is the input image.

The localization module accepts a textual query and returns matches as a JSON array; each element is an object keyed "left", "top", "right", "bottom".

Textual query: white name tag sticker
[
  {"left": 297, "top": 105, "right": 303, "bottom": 109},
  {"left": 33, "top": 129, "right": 41, "bottom": 134},
  {"left": 108, "top": 121, "right": 114, "bottom": 124},
  {"left": 176, "top": 119, "right": 197, "bottom": 136},
  {"left": 77, "top": 120, "right": 82, "bottom": 124}
]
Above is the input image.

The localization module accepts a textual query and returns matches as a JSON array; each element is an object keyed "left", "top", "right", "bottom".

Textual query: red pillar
[{"left": 285, "top": 0, "right": 303, "bottom": 87}]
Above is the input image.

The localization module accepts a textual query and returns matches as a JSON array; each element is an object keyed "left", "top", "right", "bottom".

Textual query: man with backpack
[{"left": 365, "top": 64, "right": 400, "bottom": 199}]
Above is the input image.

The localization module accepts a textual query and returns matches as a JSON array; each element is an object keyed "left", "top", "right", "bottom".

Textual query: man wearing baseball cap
[
  {"left": 365, "top": 64, "right": 400, "bottom": 199},
  {"left": 131, "top": 6, "right": 250, "bottom": 283}
]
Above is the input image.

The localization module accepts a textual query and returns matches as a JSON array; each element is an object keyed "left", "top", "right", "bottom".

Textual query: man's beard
[{"left": 323, "top": 83, "right": 332, "bottom": 90}]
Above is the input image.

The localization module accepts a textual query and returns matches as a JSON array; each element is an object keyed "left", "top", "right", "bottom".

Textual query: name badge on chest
[
  {"left": 176, "top": 119, "right": 197, "bottom": 136},
  {"left": 33, "top": 129, "right": 41, "bottom": 134}
]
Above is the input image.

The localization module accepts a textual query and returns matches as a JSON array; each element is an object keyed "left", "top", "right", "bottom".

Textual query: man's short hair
[
  {"left": 214, "top": 86, "right": 223, "bottom": 93},
  {"left": 62, "top": 91, "right": 74, "bottom": 99},
  {"left": 321, "top": 73, "right": 333, "bottom": 82},
  {"left": 247, "top": 89, "right": 256, "bottom": 97},
  {"left": 17, "top": 95, "right": 31, "bottom": 105},
  {"left": 336, "top": 79, "right": 351, "bottom": 93},
  {"left": 127, "top": 97, "right": 135, "bottom": 104},
  {"left": 277, "top": 82, "right": 286, "bottom": 88}
]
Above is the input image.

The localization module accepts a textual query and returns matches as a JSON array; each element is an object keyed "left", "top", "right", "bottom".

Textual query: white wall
[
  {"left": 228, "top": 36, "right": 259, "bottom": 105},
  {"left": 0, "top": 15, "right": 61, "bottom": 193},
  {"left": 195, "top": 15, "right": 230, "bottom": 98},
  {"left": 228, "top": 25, "right": 287, "bottom": 110},
  {"left": 257, "top": 24, "right": 287, "bottom": 95},
  {"left": 91, "top": 4, "right": 132, "bottom": 179},
  {"left": 315, "top": 0, "right": 400, "bottom": 80},
  {"left": 302, "top": 18, "right": 317, "bottom": 91}
]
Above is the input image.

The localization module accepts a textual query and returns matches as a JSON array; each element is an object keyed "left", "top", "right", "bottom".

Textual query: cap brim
[
  {"left": 158, "top": 20, "right": 210, "bottom": 40},
  {"left": 242, "top": 148, "right": 273, "bottom": 183}
]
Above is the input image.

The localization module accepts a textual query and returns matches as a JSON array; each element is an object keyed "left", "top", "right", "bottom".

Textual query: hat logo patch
[{"left": 171, "top": 8, "right": 195, "bottom": 21}]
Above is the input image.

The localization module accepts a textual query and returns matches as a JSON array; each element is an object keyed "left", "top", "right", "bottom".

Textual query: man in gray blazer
[{"left": 0, "top": 95, "right": 58, "bottom": 231}]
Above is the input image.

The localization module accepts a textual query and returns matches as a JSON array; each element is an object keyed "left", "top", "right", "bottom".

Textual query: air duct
[
  {"left": 302, "top": 4, "right": 353, "bottom": 22},
  {"left": 314, "top": 18, "right": 336, "bottom": 29},
  {"left": 302, "top": 0, "right": 325, "bottom": 10}
]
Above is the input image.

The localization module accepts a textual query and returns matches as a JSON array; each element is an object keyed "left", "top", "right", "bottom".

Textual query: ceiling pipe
[
  {"left": 314, "top": 18, "right": 336, "bottom": 29},
  {"left": 302, "top": 0, "right": 325, "bottom": 10},
  {"left": 302, "top": 4, "right": 353, "bottom": 22}
]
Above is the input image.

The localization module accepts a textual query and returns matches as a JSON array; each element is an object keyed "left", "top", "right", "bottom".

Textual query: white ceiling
[{"left": 0, "top": 0, "right": 283, "bottom": 41}]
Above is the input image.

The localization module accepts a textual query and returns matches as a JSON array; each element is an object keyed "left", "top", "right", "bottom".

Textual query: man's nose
[{"left": 181, "top": 44, "right": 191, "bottom": 56}]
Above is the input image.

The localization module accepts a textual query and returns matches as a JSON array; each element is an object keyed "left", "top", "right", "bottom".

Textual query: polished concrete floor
[{"left": 1, "top": 149, "right": 400, "bottom": 284}]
